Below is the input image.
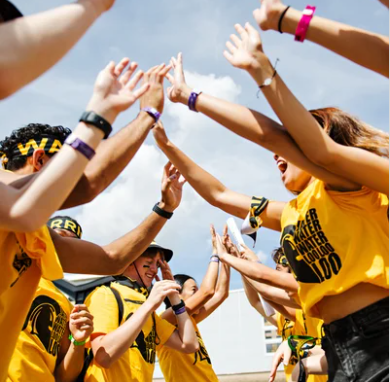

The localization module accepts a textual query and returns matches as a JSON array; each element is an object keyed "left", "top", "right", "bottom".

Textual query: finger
[
  {"left": 177, "top": 52, "right": 183, "bottom": 67},
  {"left": 74, "top": 304, "right": 88, "bottom": 311},
  {"left": 146, "top": 65, "right": 159, "bottom": 75},
  {"left": 245, "top": 21, "right": 259, "bottom": 35},
  {"left": 226, "top": 41, "right": 237, "bottom": 55},
  {"left": 234, "top": 23, "right": 248, "bottom": 39},
  {"left": 166, "top": 73, "right": 175, "bottom": 85},
  {"left": 284, "top": 347, "right": 292, "bottom": 366},
  {"left": 223, "top": 224, "right": 228, "bottom": 237},
  {"left": 72, "top": 317, "right": 93, "bottom": 326},
  {"left": 223, "top": 51, "right": 234, "bottom": 65},
  {"left": 152, "top": 63, "right": 165, "bottom": 76},
  {"left": 126, "top": 70, "right": 144, "bottom": 90},
  {"left": 163, "top": 161, "right": 172, "bottom": 178},
  {"left": 178, "top": 175, "right": 187, "bottom": 185},
  {"left": 210, "top": 224, "right": 216, "bottom": 237},
  {"left": 105, "top": 61, "right": 116, "bottom": 75},
  {"left": 120, "top": 62, "right": 138, "bottom": 85},
  {"left": 132, "top": 83, "right": 150, "bottom": 100},
  {"left": 155, "top": 274, "right": 161, "bottom": 282},
  {"left": 114, "top": 57, "right": 130, "bottom": 77},
  {"left": 159, "top": 64, "right": 173, "bottom": 78},
  {"left": 230, "top": 33, "right": 242, "bottom": 48},
  {"left": 71, "top": 312, "right": 94, "bottom": 321},
  {"left": 171, "top": 56, "right": 177, "bottom": 67}
]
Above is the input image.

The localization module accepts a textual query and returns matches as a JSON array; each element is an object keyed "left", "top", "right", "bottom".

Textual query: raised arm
[
  {"left": 153, "top": 124, "right": 285, "bottom": 231},
  {"left": 0, "top": 0, "right": 115, "bottom": 99},
  {"left": 51, "top": 163, "right": 185, "bottom": 275},
  {"left": 224, "top": 23, "right": 389, "bottom": 195},
  {"left": 253, "top": 0, "right": 389, "bottom": 77},
  {"left": 164, "top": 54, "right": 358, "bottom": 192},
  {"left": 55, "top": 305, "right": 94, "bottom": 382},
  {"left": 0, "top": 60, "right": 148, "bottom": 232},
  {"left": 1, "top": 64, "right": 170, "bottom": 209}
]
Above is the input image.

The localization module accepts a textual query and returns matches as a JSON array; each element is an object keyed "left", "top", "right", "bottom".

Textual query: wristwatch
[{"left": 79, "top": 111, "right": 112, "bottom": 139}]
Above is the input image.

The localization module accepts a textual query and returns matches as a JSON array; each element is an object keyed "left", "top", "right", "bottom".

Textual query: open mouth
[
  {"left": 145, "top": 272, "right": 156, "bottom": 280},
  {"left": 277, "top": 159, "right": 288, "bottom": 175}
]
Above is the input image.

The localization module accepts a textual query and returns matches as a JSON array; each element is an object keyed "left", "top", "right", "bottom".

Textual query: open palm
[{"left": 161, "top": 162, "right": 187, "bottom": 211}]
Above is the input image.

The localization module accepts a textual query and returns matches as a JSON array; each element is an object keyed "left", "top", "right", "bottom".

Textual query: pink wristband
[{"left": 295, "top": 5, "right": 316, "bottom": 43}]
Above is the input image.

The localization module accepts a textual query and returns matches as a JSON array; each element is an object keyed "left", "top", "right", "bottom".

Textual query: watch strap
[
  {"left": 153, "top": 203, "right": 174, "bottom": 219},
  {"left": 79, "top": 111, "right": 112, "bottom": 139}
]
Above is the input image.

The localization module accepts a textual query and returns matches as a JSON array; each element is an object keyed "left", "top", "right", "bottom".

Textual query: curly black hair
[{"left": 0, "top": 123, "right": 71, "bottom": 171}]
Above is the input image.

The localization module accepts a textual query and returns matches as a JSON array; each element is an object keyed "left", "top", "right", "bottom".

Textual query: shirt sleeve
[
  {"left": 155, "top": 313, "right": 176, "bottom": 348},
  {"left": 85, "top": 286, "right": 119, "bottom": 338}
]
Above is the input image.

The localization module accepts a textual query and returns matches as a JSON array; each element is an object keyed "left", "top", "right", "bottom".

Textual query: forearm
[
  {"left": 220, "top": 254, "right": 298, "bottom": 292},
  {"left": 214, "top": 262, "right": 230, "bottom": 301},
  {"left": 1, "top": 123, "right": 104, "bottom": 232},
  {"left": 246, "top": 277, "right": 300, "bottom": 309},
  {"left": 0, "top": 0, "right": 104, "bottom": 99},
  {"left": 55, "top": 344, "right": 85, "bottom": 382},
  {"left": 158, "top": 140, "right": 250, "bottom": 219},
  {"left": 280, "top": 7, "right": 389, "bottom": 77},
  {"left": 243, "top": 277, "right": 265, "bottom": 314},
  {"left": 93, "top": 302, "right": 154, "bottom": 368},
  {"left": 174, "top": 312, "right": 198, "bottom": 351},
  {"left": 102, "top": 207, "right": 171, "bottom": 272},
  {"left": 62, "top": 113, "right": 155, "bottom": 208},
  {"left": 197, "top": 258, "right": 220, "bottom": 299}
]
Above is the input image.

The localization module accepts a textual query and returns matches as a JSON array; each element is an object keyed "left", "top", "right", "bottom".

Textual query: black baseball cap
[
  {"left": 147, "top": 241, "right": 173, "bottom": 263},
  {"left": 0, "top": 0, "right": 23, "bottom": 22}
]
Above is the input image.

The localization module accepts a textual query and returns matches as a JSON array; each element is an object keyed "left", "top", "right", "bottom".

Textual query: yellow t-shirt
[
  {"left": 281, "top": 179, "right": 389, "bottom": 317},
  {"left": 0, "top": 227, "right": 62, "bottom": 382},
  {"left": 7, "top": 279, "right": 73, "bottom": 382},
  {"left": 276, "top": 311, "right": 327, "bottom": 382},
  {"left": 157, "top": 316, "right": 218, "bottom": 382},
  {"left": 84, "top": 281, "right": 176, "bottom": 382}
]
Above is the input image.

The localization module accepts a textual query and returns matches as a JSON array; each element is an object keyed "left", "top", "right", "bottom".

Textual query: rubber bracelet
[
  {"left": 188, "top": 89, "right": 202, "bottom": 112},
  {"left": 142, "top": 107, "right": 161, "bottom": 123},
  {"left": 69, "top": 334, "right": 86, "bottom": 346},
  {"left": 153, "top": 203, "right": 173, "bottom": 220},
  {"left": 65, "top": 134, "right": 95, "bottom": 160},
  {"left": 295, "top": 5, "right": 316, "bottom": 42},
  {"left": 174, "top": 306, "right": 187, "bottom": 316},
  {"left": 278, "top": 5, "right": 291, "bottom": 34},
  {"left": 172, "top": 299, "right": 185, "bottom": 312},
  {"left": 79, "top": 111, "right": 112, "bottom": 139},
  {"left": 210, "top": 255, "right": 220, "bottom": 263}
]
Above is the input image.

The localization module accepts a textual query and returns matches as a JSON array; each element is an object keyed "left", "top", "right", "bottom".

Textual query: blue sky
[{"left": 1, "top": 0, "right": 389, "bottom": 289}]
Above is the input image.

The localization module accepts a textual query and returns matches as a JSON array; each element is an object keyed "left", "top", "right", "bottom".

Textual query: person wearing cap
[
  {"left": 8, "top": 216, "right": 94, "bottom": 382},
  {"left": 156, "top": 224, "right": 231, "bottom": 382},
  {"left": 83, "top": 241, "right": 199, "bottom": 382},
  {"left": 0, "top": 0, "right": 116, "bottom": 99}
]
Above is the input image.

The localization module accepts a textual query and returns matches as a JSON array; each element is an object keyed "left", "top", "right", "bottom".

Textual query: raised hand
[
  {"left": 215, "top": 233, "right": 229, "bottom": 261},
  {"left": 158, "top": 259, "right": 175, "bottom": 281},
  {"left": 140, "top": 64, "right": 172, "bottom": 113},
  {"left": 160, "top": 162, "right": 187, "bottom": 212},
  {"left": 147, "top": 280, "right": 181, "bottom": 310},
  {"left": 166, "top": 53, "right": 191, "bottom": 103},
  {"left": 223, "top": 23, "right": 268, "bottom": 74},
  {"left": 69, "top": 304, "right": 94, "bottom": 343},
  {"left": 269, "top": 340, "right": 292, "bottom": 382},
  {"left": 253, "top": 0, "right": 286, "bottom": 31},
  {"left": 210, "top": 224, "right": 218, "bottom": 255},
  {"left": 152, "top": 120, "right": 170, "bottom": 147},
  {"left": 239, "top": 243, "right": 259, "bottom": 261},
  {"left": 87, "top": 58, "right": 149, "bottom": 125}
]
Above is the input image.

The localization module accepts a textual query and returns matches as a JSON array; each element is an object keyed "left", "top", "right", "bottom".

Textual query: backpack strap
[{"left": 110, "top": 286, "right": 124, "bottom": 326}]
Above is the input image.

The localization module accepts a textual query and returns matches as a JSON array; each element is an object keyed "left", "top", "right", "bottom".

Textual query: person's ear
[{"left": 31, "top": 149, "right": 46, "bottom": 172}]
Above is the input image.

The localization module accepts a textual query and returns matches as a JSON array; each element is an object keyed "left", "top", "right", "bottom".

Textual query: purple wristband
[
  {"left": 174, "top": 306, "right": 187, "bottom": 316},
  {"left": 142, "top": 107, "right": 161, "bottom": 123},
  {"left": 188, "top": 89, "right": 202, "bottom": 112},
  {"left": 65, "top": 134, "right": 95, "bottom": 160}
]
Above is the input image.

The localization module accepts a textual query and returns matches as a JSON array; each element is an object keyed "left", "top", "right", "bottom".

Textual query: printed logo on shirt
[
  {"left": 11, "top": 242, "right": 32, "bottom": 287},
  {"left": 281, "top": 208, "right": 343, "bottom": 284},
  {"left": 193, "top": 331, "right": 211, "bottom": 366},
  {"left": 128, "top": 312, "right": 158, "bottom": 364},
  {"left": 22, "top": 295, "right": 68, "bottom": 357}
]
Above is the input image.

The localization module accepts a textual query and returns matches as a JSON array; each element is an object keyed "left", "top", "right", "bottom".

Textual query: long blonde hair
[{"left": 310, "top": 107, "right": 389, "bottom": 158}]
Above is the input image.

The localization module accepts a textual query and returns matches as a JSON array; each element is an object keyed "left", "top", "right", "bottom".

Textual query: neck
[
  {"left": 122, "top": 267, "right": 142, "bottom": 285},
  {"left": 13, "top": 165, "right": 34, "bottom": 175}
]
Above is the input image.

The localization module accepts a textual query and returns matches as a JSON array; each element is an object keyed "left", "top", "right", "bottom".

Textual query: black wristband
[
  {"left": 172, "top": 299, "right": 186, "bottom": 313},
  {"left": 153, "top": 203, "right": 174, "bottom": 220},
  {"left": 79, "top": 111, "right": 113, "bottom": 139},
  {"left": 278, "top": 5, "right": 291, "bottom": 34}
]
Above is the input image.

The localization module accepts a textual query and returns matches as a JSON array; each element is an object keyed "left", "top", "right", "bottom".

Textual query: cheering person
[{"left": 157, "top": 225, "right": 230, "bottom": 382}]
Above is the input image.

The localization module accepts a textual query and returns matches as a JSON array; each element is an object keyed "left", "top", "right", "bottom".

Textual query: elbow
[
  {"left": 10, "top": 211, "right": 45, "bottom": 233},
  {"left": 94, "top": 352, "right": 114, "bottom": 370},
  {"left": 102, "top": 247, "right": 128, "bottom": 275},
  {"left": 308, "top": 149, "right": 335, "bottom": 169},
  {"left": 182, "top": 341, "right": 200, "bottom": 354}
]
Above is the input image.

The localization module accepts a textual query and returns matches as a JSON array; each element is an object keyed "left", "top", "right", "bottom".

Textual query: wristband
[
  {"left": 68, "top": 334, "right": 86, "bottom": 346},
  {"left": 174, "top": 306, "right": 187, "bottom": 316},
  {"left": 295, "top": 5, "right": 316, "bottom": 43},
  {"left": 153, "top": 203, "right": 174, "bottom": 220},
  {"left": 210, "top": 255, "right": 220, "bottom": 263},
  {"left": 172, "top": 299, "right": 186, "bottom": 312},
  {"left": 65, "top": 134, "right": 95, "bottom": 160},
  {"left": 278, "top": 5, "right": 291, "bottom": 34},
  {"left": 142, "top": 107, "right": 161, "bottom": 123},
  {"left": 188, "top": 89, "right": 202, "bottom": 112},
  {"left": 79, "top": 111, "right": 112, "bottom": 139}
]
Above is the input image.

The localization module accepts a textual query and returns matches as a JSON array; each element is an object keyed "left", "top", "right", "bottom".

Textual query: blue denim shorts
[{"left": 322, "top": 298, "right": 389, "bottom": 382}]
